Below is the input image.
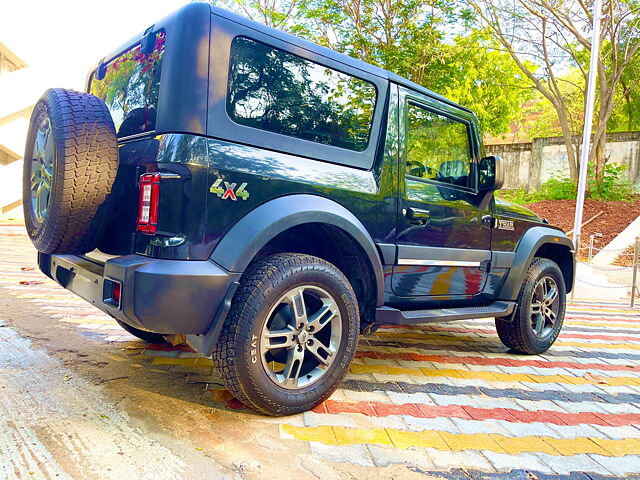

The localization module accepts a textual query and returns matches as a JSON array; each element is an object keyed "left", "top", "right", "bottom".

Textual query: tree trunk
[
  {"left": 556, "top": 108, "right": 579, "bottom": 182},
  {"left": 592, "top": 133, "right": 608, "bottom": 196}
]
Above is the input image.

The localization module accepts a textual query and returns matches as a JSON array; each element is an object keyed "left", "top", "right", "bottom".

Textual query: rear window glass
[
  {"left": 227, "top": 37, "right": 377, "bottom": 152},
  {"left": 90, "top": 31, "right": 166, "bottom": 138}
]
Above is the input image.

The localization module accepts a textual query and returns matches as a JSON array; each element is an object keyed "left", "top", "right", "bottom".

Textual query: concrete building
[
  {"left": 0, "top": 37, "right": 89, "bottom": 219},
  {"left": 0, "top": 41, "right": 30, "bottom": 217}
]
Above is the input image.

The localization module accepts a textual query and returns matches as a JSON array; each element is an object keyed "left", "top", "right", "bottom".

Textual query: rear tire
[
  {"left": 114, "top": 318, "right": 168, "bottom": 344},
  {"left": 23, "top": 88, "right": 119, "bottom": 254},
  {"left": 496, "top": 258, "right": 566, "bottom": 354},
  {"left": 212, "top": 253, "right": 359, "bottom": 416}
]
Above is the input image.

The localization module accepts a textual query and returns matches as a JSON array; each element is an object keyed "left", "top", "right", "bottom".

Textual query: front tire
[
  {"left": 212, "top": 253, "right": 359, "bottom": 416},
  {"left": 496, "top": 258, "right": 566, "bottom": 354}
]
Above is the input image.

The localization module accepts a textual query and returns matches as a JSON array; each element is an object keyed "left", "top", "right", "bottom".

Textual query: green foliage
[
  {"left": 212, "top": 0, "right": 530, "bottom": 136},
  {"left": 495, "top": 188, "right": 540, "bottom": 204},
  {"left": 440, "top": 30, "right": 534, "bottom": 135},
  {"left": 498, "top": 175, "right": 576, "bottom": 204},
  {"left": 588, "top": 162, "right": 632, "bottom": 200},
  {"left": 498, "top": 163, "right": 633, "bottom": 203},
  {"left": 538, "top": 176, "right": 577, "bottom": 200}
]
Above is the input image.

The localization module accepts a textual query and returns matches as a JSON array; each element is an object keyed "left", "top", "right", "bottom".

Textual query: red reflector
[
  {"left": 137, "top": 173, "right": 161, "bottom": 234},
  {"left": 112, "top": 282, "right": 121, "bottom": 305}
]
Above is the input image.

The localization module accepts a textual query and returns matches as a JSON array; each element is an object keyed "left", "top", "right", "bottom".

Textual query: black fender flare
[
  {"left": 497, "top": 226, "right": 575, "bottom": 300},
  {"left": 209, "top": 194, "right": 385, "bottom": 305}
]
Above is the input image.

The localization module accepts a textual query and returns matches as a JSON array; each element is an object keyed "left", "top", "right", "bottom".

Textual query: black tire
[
  {"left": 23, "top": 88, "right": 118, "bottom": 254},
  {"left": 212, "top": 253, "right": 360, "bottom": 416},
  {"left": 496, "top": 258, "right": 566, "bottom": 354},
  {"left": 114, "top": 318, "right": 168, "bottom": 344}
]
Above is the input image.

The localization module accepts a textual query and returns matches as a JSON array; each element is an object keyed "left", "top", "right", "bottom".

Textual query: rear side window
[
  {"left": 90, "top": 31, "right": 166, "bottom": 138},
  {"left": 227, "top": 37, "right": 377, "bottom": 152}
]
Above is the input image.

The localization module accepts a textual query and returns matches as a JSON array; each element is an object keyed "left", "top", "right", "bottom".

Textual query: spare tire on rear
[{"left": 23, "top": 88, "right": 119, "bottom": 254}]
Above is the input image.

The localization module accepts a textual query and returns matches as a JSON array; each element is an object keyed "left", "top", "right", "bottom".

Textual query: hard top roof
[{"left": 92, "top": 3, "right": 472, "bottom": 115}]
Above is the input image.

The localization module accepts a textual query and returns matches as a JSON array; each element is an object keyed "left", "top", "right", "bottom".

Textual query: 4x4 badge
[{"left": 209, "top": 179, "right": 249, "bottom": 201}]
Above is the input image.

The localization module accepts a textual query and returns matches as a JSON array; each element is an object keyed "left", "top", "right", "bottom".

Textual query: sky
[{"left": 1, "top": 0, "right": 190, "bottom": 88}]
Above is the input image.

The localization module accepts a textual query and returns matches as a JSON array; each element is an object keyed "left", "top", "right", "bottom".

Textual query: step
[{"left": 375, "top": 301, "right": 516, "bottom": 325}]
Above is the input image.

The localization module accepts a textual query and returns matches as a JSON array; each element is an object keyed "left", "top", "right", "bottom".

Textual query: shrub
[
  {"left": 537, "top": 176, "right": 576, "bottom": 200},
  {"left": 497, "top": 172, "right": 575, "bottom": 204},
  {"left": 497, "top": 163, "right": 632, "bottom": 203},
  {"left": 588, "top": 162, "right": 632, "bottom": 201}
]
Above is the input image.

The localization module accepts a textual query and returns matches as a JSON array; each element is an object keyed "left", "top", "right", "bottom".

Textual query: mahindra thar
[{"left": 23, "top": 3, "right": 575, "bottom": 415}]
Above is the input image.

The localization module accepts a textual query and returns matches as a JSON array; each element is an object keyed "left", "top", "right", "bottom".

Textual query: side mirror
[{"left": 478, "top": 155, "right": 504, "bottom": 192}]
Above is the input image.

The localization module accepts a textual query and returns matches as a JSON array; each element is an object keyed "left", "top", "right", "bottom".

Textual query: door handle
[{"left": 405, "top": 207, "right": 430, "bottom": 225}]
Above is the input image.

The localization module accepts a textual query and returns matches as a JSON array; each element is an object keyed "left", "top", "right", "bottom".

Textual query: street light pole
[{"left": 572, "top": 0, "right": 603, "bottom": 256}]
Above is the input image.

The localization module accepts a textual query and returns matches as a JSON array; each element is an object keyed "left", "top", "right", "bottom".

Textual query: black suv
[{"left": 23, "top": 4, "right": 574, "bottom": 416}]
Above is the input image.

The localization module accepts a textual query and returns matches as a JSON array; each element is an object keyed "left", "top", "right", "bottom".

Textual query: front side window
[
  {"left": 227, "top": 37, "right": 377, "bottom": 152},
  {"left": 90, "top": 31, "right": 166, "bottom": 138},
  {"left": 405, "top": 103, "right": 472, "bottom": 189}
]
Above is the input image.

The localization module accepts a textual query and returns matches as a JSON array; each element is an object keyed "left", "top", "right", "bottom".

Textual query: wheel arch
[
  {"left": 498, "top": 226, "right": 575, "bottom": 300},
  {"left": 210, "top": 195, "right": 385, "bottom": 309}
]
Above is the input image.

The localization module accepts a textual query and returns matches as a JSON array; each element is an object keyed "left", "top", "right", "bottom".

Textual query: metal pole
[
  {"left": 632, "top": 237, "right": 639, "bottom": 308},
  {"left": 588, "top": 234, "right": 595, "bottom": 263},
  {"left": 571, "top": 233, "right": 580, "bottom": 301},
  {"left": 572, "top": 0, "right": 603, "bottom": 246}
]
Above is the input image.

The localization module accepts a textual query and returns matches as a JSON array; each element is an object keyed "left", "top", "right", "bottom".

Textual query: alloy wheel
[
  {"left": 30, "top": 115, "right": 54, "bottom": 223},
  {"left": 260, "top": 285, "right": 342, "bottom": 389},
  {"left": 530, "top": 275, "right": 559, "bottom": 339}
]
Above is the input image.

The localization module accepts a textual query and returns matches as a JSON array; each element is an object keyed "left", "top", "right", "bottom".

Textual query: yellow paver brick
[
  {"left": 386, "top": 429, "right": 449, "bottom": 450},
  {"left": 556, "top": 340, "right": 640, "bottom": 351},
  {"left": 440, "top": 432, "right": 505, "bottom": 453},
  {"left": 376, "top": 329, "right": 640, "bottom": 351},
  {"left": 349, "top": 364, "right": 383, "bottom": 375},
  {"left": 385, "top": 366, "right": 422, "bottom": 376},
  {"left": 281, "top": 425, "right": 337, "bottom": 445},
  {"left": 550, "top": 437, "right": 612, "bottom": 456},
  {"left": 333, "top": 426, "right": 392, "bottom": 446},
  {"left": 353, "top": 363, "right": 640, "bottom": 387},
  {"left": 570, "top": 320, "right": 640, "bottom": 329},
  {"left": 282, "top": 427, "right": 637, "bottom": 457},
  {"left": 590, "top": 437, "right": 640, "bottom": 456},
  {"left": 490, "top": 435, "right": 559, "bottom": 456},
  {"left": 420, "top": 368, "right": 463, "bottom": 379}
]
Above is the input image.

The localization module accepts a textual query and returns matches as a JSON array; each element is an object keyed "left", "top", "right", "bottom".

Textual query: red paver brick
[
  {"left": 462, "top": 406, "right": 515, "bottom": 422},
  {"left": 325, "top": 400, "right": 376, "bottom": 416},
  {"left": 373, "top": 402, "right": 422, "bottom": 418},
  {"left": 417, "top": 403, "right": 471, "bottom": 420}
]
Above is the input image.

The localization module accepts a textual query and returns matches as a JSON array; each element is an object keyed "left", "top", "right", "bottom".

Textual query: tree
[
  {"left": 212, "top": 0, "right": 532, "bottom": 136},
  {"left": 214, "top": 0, "right": 302, "bottom": 29},
  {"left": 471, "top": 0, "right": 640, "bottom": 193}
]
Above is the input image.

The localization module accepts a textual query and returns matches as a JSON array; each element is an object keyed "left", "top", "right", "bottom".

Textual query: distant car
[{"left": 23, "top": 4, "right": 575, "bottom": 416}]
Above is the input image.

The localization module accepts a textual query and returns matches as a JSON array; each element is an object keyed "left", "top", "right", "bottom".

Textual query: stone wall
[{"left": 486, "top": 131, "right": 640, "bottom": 191}]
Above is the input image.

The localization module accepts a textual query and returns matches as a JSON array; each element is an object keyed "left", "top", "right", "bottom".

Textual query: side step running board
[{"left": 375, "top": 301, "right": 516, "bottom": 326}]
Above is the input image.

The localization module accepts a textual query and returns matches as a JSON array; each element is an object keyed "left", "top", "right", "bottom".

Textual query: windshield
[{"left": 90, "top": 31, "right": 166, "bottom": 138}]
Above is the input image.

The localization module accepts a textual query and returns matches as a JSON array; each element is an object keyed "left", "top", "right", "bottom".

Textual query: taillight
[
  {"left": 137, "top": 173, "right": 160, "bottom": 234},
  {"left": 103, "top": 278, "right": 122, "bottom": 308}
]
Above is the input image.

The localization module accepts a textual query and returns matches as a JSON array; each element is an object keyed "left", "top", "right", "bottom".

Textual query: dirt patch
[
  {"left": 613, "top": 244, "right": 638, "bottom": 266},
  {"left": 525, "top": 197, "right": 640, "bottom": 259}
]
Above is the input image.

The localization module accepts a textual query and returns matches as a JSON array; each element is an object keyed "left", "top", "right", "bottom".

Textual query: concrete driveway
[{"left": 1, "top": 225, "right": 640, "bottom": 480}]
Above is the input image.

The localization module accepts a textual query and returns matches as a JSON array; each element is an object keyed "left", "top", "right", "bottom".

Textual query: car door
[{"left": 392, "top": 86, "right": 492, "bottom": 298}]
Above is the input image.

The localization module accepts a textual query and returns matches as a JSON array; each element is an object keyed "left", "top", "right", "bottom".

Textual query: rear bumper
[{"left": 39, "top": 252, "right": 240, "bottom": 336}]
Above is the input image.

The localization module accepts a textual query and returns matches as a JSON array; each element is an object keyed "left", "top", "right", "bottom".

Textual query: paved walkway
[{"left": 2, "top": 226, "right": 640, "bottom": 479}]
